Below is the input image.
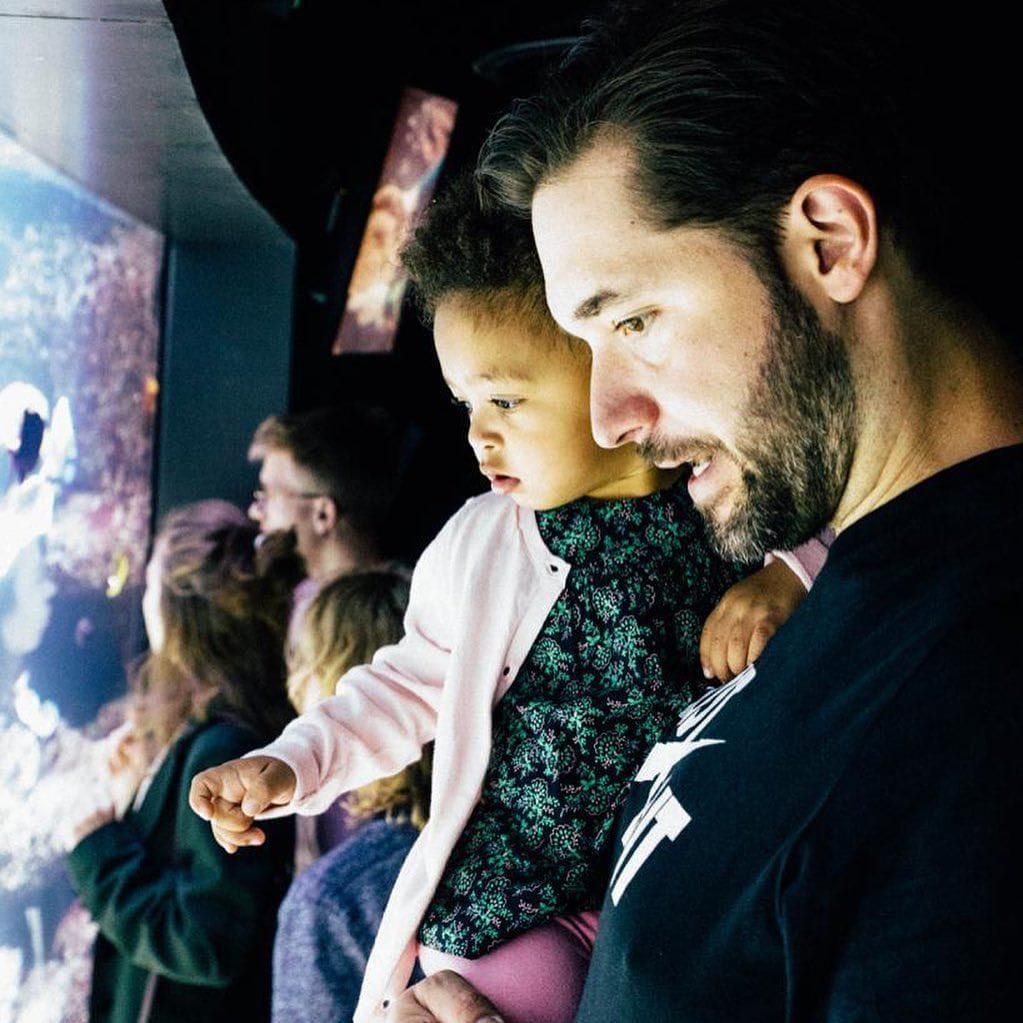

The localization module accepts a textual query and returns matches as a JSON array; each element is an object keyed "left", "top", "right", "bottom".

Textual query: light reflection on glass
[{"left": 1, "top": 128, "right": 161, "bottom": 1022}]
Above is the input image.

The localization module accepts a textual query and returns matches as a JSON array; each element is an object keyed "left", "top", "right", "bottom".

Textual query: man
[
  {"left": 248, "top": 403, "right": 403, "bottom": 585},
  {"left": 389, "top": 0, "right": 1023, "bottom": 1019}
]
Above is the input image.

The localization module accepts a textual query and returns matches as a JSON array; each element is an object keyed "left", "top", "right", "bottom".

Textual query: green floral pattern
[{"left": 417, "top": 481, "right": 747, "bottom": 957}]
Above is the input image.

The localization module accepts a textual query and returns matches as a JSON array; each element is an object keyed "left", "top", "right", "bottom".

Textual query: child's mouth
[{"left": 485, "top": 472, "right": 520, "bottom": 495}]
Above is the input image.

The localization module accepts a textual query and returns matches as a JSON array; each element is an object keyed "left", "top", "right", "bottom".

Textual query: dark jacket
[{"left": 67, "top": 717, "right": 294, "bottom": 1023}]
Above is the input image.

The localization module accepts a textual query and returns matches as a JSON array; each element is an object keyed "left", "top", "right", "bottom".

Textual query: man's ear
[
  {"left": 780, "top": 175, "right": 878, "bottom": 305},
  {"left": 312, "top": 496, "right": 338, "bottom": 536}
]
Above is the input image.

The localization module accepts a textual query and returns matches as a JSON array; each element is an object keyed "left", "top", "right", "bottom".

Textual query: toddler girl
[{"left": 190, "top": 175, "right": 817, "bottom": 1023}]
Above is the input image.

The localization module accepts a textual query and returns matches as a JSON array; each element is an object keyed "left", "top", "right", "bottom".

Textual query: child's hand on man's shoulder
[{"left": 699, "top": 559, "right": 808, "bottom": 682}]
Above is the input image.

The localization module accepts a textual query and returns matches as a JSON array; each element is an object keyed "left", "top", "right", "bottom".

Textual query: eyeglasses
[{"left": 250, "top": 487, "right": 326, "bottom": 509}]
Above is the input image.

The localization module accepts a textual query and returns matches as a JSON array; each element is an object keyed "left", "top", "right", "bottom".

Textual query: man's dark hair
[
  {"left": 399, "top": 169, "right": 553, "bottom": 335},
  {"left": 249, "top": 403, "right": 403, "bottom": 537},
  {"left": 478, "top": 0, "right": 1013, "bottom": 323}
]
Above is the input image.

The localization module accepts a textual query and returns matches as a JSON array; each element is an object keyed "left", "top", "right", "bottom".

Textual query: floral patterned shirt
[{"left": 417, "top": 481, "right": 747, "bottom": 957}]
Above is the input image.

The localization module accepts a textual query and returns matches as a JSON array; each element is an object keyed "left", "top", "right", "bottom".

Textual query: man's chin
[{"left": 696, "top": 480, "right": 781, "bottom": 564}]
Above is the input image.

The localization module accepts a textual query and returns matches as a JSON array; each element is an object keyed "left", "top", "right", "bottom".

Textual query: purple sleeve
[{"left": 764, "top": 529, "right": 833, "bottom": 590}]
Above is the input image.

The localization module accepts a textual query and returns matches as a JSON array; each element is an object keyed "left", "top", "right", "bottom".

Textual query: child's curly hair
[{"left": 399, "top": 169, "right": 587, "bottom": 365}]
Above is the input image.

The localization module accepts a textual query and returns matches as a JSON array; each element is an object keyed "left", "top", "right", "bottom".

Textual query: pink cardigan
[
  {"left": 252, "top": 493, "right": 568, "bottom": 1021},
  {"left": 250, "top": 492, "right": 829, "bottom": 1021}
]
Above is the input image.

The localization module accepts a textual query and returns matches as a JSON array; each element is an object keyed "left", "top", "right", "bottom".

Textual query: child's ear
[{"left": 779, "top": 175, "right": 878, "bottom": 306}]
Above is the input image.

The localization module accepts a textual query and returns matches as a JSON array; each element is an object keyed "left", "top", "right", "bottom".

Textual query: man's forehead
[
  {"left": 260, "top": 449, "right": 313, "bottom": 486},
  {"left": 531, "top": 148, "right": 646, "bottom": 316}
]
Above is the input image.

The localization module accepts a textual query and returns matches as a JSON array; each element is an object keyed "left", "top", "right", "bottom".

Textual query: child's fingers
[
  {"left": 235, "top": 757, "right": 298, "bottom": 816},
  {"left": 726, "top": 625, "right": 752, "bottom": 679},
  {"left": 745, "top": 620, "right": 777, "bottom": 666},
  {"left": 700, "top": 605, "right": 734, "bottom": 681},
  {"left": 210, "top": 807, "right": 267, "bottom": 854},
  {"left": 189, "top": 756, "right": 292, "bottom": 821}
]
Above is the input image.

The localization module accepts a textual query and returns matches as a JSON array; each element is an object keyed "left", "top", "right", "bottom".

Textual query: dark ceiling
[
  {"left": 161, "top": 0, "right": 597, "bottom": 246},
  {"left": 0, "top": 0, "right": 289, "bottom": 245},
  {"left": 0, "top": 0, "right": 596, "bottom": 247}
]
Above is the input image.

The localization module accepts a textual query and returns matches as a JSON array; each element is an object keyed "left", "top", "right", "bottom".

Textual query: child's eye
[
  {"left": 614, "top": 314, "right": 651, "bottom": 337},
  {"left": 491, "top": 398, "right": 523, "bottom": 411},
  {"left": 450, "top": 396, "right": 471, "bottom": 413}
]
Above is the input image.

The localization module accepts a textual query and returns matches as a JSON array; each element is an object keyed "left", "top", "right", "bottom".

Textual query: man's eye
[
  {"left": 615, "top": 315, "right": 648, "bottom": 337},
  {"left": 491, "top": 398, "right": 522, "bottom": 411}
]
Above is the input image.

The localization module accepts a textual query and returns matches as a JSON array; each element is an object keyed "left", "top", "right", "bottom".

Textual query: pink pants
[{"left": 417, "top": 911, "right": 599, "bottom": 1023}]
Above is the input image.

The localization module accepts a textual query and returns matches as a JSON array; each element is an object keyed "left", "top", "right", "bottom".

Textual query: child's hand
[
  {"left": 188, "top": 756, "right": 297, "bottom": 854},
  {"left": 700, "top": 560, "right": 807, "bottom": 682}
]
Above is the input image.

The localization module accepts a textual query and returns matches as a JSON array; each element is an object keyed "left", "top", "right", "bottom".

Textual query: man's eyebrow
[{"left": 573, "top": 289, "right": 620, "bottom": 321}]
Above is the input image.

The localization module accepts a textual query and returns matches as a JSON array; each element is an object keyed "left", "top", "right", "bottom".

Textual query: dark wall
[{"left": 155, "top": 239, "right": 295, "bottom": 522}]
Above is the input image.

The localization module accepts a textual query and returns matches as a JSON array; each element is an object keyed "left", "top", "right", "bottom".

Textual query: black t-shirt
[{"left": 577, "top": 445, "right": 1023, "bottom": 1022}]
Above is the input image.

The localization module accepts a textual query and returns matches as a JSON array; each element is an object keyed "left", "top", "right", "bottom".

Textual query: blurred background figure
[
  {"left": 246, "top": 403, "right": 410, "bottom": 649},
  {"left": 247, "top": 403, "right": 405, "bottom": 585},
  {"left": 273, "top": 566, "right": 432, "bottom": 1023},
  {"left": 64, "top": 500, "right": 302, "bottom": 1023}
]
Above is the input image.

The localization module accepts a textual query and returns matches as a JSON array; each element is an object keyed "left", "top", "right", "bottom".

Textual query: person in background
[
  {"left": 247, "top": 403, "right": 406, "bottom": 628},
  {"left": 273, "top": 567, "right": 432, "bottom": 1023},
  {"left": 65, "top": 500, "right": 301, "bottom": 1023},
  {"left": 284, "top": 566, "right": 427, "bottom": 869}
]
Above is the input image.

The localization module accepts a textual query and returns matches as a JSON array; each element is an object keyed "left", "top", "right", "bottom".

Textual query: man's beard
[{"left": 641, "top": 273, "right": 858, "bottom": 563}]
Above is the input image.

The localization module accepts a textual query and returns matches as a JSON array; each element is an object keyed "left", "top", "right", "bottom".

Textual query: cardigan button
[{"left": 502, "top": 665, "right": 510, "bottom": 676}]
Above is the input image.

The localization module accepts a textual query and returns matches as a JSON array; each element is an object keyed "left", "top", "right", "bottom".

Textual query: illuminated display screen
[
  {"left": 332, "top": 86, "right": 458, "bottom": 355},
  {"left": 0, "top": 130, "right": 163, "bottom": 1021}
]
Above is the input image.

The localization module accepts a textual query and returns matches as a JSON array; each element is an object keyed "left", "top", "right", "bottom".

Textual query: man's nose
[{"left": 589, "top": 349, "right": 659, "bottom": 449}]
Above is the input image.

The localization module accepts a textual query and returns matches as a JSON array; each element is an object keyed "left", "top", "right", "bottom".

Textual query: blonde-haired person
[
  {"left": 287, "top": 567, "right": 431, "bottom": 865},
  {"left": 273, "top": 567, "right": 433, "bottom": 1023},
  {"left": 65, "top": 500, "right": 302, "bottom": 1023}
]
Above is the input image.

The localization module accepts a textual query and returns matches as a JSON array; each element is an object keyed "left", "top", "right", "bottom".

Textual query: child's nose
[{"left": 467, "top": 411, "right": 500, "bottom": 457}]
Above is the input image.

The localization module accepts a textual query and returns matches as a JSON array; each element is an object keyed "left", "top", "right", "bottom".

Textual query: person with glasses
[{"left": 247, "top": 403, "right": 404, "bottom": 588}]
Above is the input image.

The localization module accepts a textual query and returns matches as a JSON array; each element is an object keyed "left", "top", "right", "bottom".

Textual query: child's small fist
[
  {"left": 188, "top": 755, "right": 297, "bottom": 853},
  {"left": 700, "top": 560, "right": 808, "bottom": 682}
]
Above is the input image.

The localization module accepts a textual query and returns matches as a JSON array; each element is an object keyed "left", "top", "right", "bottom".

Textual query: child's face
[{"left": 434, "top": 298, "right": 660, "bottom": 510}]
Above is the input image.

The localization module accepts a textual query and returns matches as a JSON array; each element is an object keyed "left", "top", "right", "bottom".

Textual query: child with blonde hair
[
  {"left": 273, "top": 567, "right": 432, "bottom": 1023},
  {"left": 191, "top": 174, "right": 821, "bottom": 1023},
  {"left": 285, "top": 567, "right": 431, "bottom": 866}
]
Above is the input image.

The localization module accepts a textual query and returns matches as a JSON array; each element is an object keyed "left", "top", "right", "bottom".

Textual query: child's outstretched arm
[
  {"left": 700, "top": 532, "right": 831, "bottom": 682},
  {"left": 189, "top": 755, "right": 297, "bottom": 854},
  {"left": 189, "top": 500, "right": 464, "bottom": 850}
]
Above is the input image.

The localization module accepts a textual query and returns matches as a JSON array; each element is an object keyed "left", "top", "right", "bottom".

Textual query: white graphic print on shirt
[{"left": 609, "top": 664, "right": 757, "bottom": 904}]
